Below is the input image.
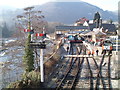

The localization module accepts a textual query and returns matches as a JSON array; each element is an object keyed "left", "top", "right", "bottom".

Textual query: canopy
[{"left": 85, "top": 31, "right": 106, "bottom": 35}]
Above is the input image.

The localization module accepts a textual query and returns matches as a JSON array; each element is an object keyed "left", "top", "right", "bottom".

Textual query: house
[{"left": 74, "top": 17, "right": 89, "bottom": 26}]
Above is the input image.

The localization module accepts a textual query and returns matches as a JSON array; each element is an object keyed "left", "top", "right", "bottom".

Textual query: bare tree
[{"left": 14, "top": 6, "right": 48, "bottom": 40}]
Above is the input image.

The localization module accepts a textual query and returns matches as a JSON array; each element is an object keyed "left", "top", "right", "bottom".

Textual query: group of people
[
  {"left": 66, "top": 46, "right": 99, "bottom": 56},
  {"left": 87, "top": 48, "right": 99, "bottom": 56}
]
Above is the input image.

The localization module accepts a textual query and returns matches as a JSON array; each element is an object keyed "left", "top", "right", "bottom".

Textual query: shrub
[
  {"left": 23, "top": 34, "right": 34, "bottom": 72},
  {"left": 6, "top": 71, "right": 41, "bottom": 88}
]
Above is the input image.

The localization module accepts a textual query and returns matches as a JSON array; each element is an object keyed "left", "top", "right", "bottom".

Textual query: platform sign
[{"left": 30, "top": 42, "right": 46, "bottom": 49}]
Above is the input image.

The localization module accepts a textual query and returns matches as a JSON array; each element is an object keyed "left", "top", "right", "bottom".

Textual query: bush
[
  {"left": 6, "top": 71, "right": 41, "bottom": 88},
  {"left": 23, "top": 34, "right": 34, "bottom": 72}
]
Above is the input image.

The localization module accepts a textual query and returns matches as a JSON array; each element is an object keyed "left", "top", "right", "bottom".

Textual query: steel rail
[
  {"left": 108, "top": 54, "right": 113, "bottom": 89},
  {"left": 95, "top": 51, "right": 107, "bottom": 90},
  {"left": 86, "top": 57, "right": 94, "bottom": 89},
  {"left": 56, "top": 44, "right": 84, "bottom": 89}
]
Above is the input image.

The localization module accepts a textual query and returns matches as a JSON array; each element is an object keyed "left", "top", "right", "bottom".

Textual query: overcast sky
[{"left": 0, "top": 0, "right": 119, "bottom": 11}]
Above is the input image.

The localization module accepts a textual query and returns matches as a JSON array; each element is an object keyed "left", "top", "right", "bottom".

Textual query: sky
[
  {"left": 0, "top": 0, "right": 119, "bottom": 11},
  {"left": 80, "top": 0, "right": 119, "bottom": 11}
]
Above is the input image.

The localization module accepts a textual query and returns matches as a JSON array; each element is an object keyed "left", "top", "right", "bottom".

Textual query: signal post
[
  {"left": 30, "top": 33, "right": 46, "bottom": 83},
  {"left": 24, "top": 26, "right": 46, "bottom": 83}
]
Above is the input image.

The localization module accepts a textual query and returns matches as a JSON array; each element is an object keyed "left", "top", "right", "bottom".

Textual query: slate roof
[
  {"left": 89, "top": 24, "right": 116, "bottom": 33},
  {"left": 56, "top": 26, "right": 88, "bottom": 31},
  {"left": 56, "top": 23, "right": 116, "bottom": 35}
]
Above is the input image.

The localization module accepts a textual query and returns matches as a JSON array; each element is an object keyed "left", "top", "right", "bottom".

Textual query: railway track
[
  {"left": 95, "top": 51, "right": 113, "bottom": 89},
  {"left": 45, "top": 43, "right": 113, "bottom": 89},
  {"left": 56, "top": 57, "right": 79, "bottom": 89},
  {"left": 56, "top": 43, "right": 86, "bottom": 89},
  {"left": 44, "top": 43, "right": 75, "bottom": 87}
]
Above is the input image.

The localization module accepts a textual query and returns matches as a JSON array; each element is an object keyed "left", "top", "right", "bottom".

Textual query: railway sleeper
[
  {"left": 59, "top": 74, "right": 64, "bottom": 79},
  {"left": 65, "top": 76, "right": 75, "bottom": 80}
]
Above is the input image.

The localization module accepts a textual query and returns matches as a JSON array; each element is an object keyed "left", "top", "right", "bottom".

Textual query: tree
[
  {"left": 23, "top": 33, "right": 34, "bottom": 72},
  {"left": 47, "top": 22, "right": 64, "bottom": 33},
  {"left": 2, "top": 22, "right": 11, "bottom": 38}
]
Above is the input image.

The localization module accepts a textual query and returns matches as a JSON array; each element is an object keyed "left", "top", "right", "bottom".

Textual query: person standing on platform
[
  {"left": 96, "top": 48, "right": 99, "bottom": 56},
  {"left": 88, "top": 50, "right": 91, "bottom": 56},
  {"left": 92, "top": 50, "right": 95, "bottom": 56},
  {"left": 67, "top": 46, "right": 69, "bottom": 53}
]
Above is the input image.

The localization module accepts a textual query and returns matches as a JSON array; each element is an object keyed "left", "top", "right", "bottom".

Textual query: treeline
[
  {"left": 0, "top": 21, "right": 64, "bottom": 38},
  {"left": 0, "top": 22, "right": 13, "bottom": 38},
  {"left": 47, "top": 22, "right": 64, "bottom": 33}
]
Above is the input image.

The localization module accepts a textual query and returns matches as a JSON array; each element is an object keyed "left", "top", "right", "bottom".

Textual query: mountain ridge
[
  {"left": 0, "top": 2, "right": 118, "bottom": 25},
  {"left": 33, "top": 2, "right": 117, "bottom": 24}
]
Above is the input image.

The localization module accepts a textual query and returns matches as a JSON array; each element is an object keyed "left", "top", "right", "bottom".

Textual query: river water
[{"left": 0, "top": 38, "right": 24, "bottom": 89}]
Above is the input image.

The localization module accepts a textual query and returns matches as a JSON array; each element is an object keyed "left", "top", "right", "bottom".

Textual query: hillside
[{"left": 34, "top": 2, "right": 117, "bottom": 24}]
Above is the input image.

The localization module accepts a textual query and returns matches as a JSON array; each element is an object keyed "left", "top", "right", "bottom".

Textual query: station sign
[{"left": 30, "top": 42, "right": 46, "bottom": 49}]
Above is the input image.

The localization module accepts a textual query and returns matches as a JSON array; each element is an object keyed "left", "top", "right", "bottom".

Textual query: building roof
[
  {"left": 56, "top": 26, "right": 88, "bottom": 31},
  {"left": 86, "top": 31, "right": 106, "bottom": 36},
  {"left": 89, "top": 24, "right": 116, "bottom": 33},
  {"left": 55, "top": 23, "right": 116, "bottom": 35}
]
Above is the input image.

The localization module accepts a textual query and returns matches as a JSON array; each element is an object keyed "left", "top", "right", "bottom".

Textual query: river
[{"left": 0, "top": 38, "right": 24, "bottom": 89}]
